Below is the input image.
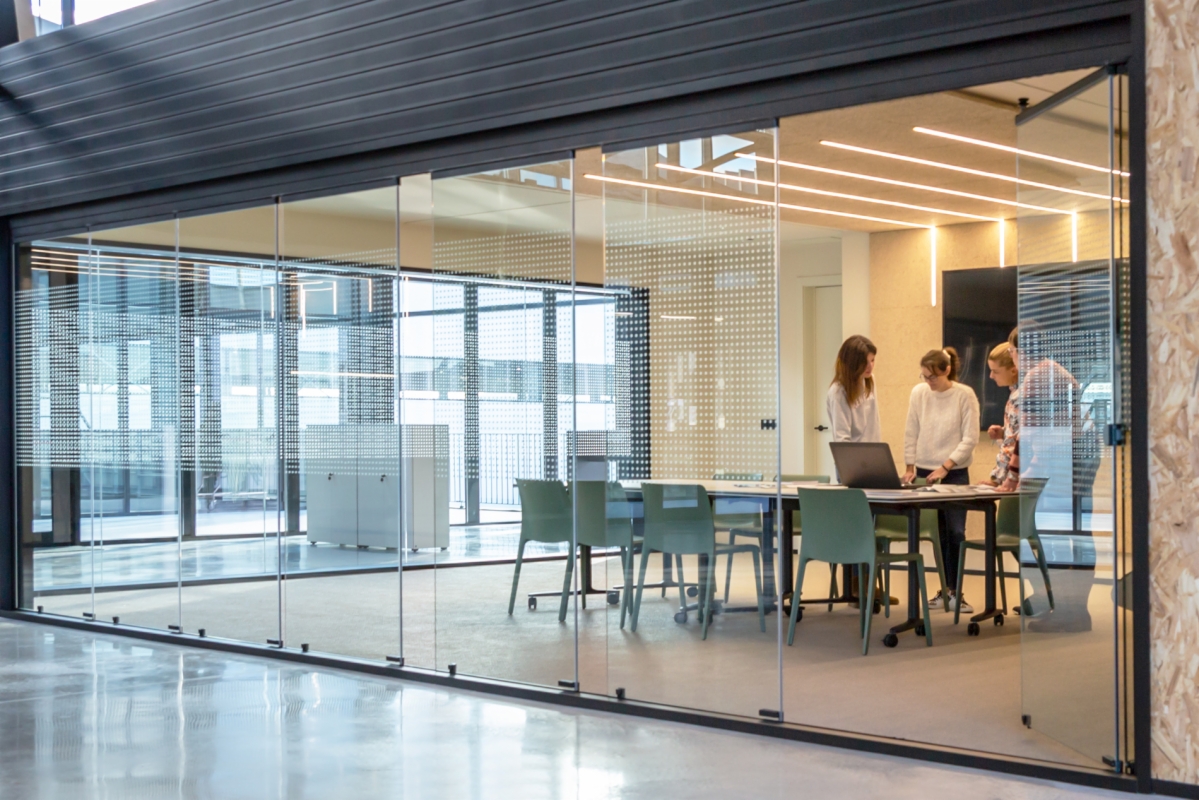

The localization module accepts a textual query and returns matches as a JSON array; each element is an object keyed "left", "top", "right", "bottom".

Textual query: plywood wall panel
[{"left": 1146, "top": 0, "right": 1199, "bottom": 784}]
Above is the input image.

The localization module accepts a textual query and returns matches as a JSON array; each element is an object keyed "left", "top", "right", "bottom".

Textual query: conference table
[{"left": 621, "top": 479, "right": 1013, "bottom": 642}]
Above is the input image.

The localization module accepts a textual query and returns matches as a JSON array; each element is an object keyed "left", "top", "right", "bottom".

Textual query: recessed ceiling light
[
  {"left": 736, "top": 153, "right": 1069, "bottom": 215},
  {"left": 820, "top": 140, "right": 1128, "bottom": 204},
  {"left": 654, "top": 163, "right": 998, "bottom": 223},
  {"left": 584, "top": 174, "right": 927, "bottom": 228},
  {"left": 913, "top": 127, "right": 1130, "bottom": 178}
]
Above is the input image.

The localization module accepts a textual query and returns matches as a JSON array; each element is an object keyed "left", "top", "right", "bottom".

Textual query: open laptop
[{"left": 829, "top": 442, "right": 913, "bottom": 490}]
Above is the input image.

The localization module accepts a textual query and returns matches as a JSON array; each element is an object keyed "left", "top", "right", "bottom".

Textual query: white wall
[{"left": 779, "top": 234, "right": 842, "bottom": 475}]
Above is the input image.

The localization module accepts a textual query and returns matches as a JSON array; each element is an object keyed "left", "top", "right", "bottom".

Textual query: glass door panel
[
  {"left": 279, "top": 186, "right": 401, "bottom": 661},
  {"left": 1016, "top": 72, "right": 1126, "bottom": 766},
  {"left": 429, "top": 159, "right": 577, "bottom": 688},
  {"left": 84, "top": 221, "right": 182, "bottom": 631},
  {"left": 600, "top": 129, "right": 782, "bottom": 717},
  {"left": 397, "top": 173, "right": 438, "bottom": 670},
  {"left": 177, "top": 205, "right": 282, "bottom": 645}
]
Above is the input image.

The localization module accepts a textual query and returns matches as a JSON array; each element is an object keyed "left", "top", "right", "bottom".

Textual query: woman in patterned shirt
[{"left": 984, "top": 342, "right": 1020, "bottom": 491}]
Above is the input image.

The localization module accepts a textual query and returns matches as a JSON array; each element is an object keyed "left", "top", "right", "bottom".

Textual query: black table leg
[
  {"left": 888, "top": 506, "right": 921, "bottom": 635},
  {"left": 778, "top": 501, "right": 792, "bottom": 598},
  {"left": 970, "top": 501, "right": 1003, "bottom": 625},
  {"left": 761, "top": 502, "right": 776, "bottom": 598}
]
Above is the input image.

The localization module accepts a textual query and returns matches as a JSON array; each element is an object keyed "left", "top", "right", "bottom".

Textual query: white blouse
[{"left": 826, "top": 383, "right": 882, "bottom": 443}]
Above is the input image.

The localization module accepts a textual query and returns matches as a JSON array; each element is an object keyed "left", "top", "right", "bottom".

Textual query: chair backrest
[
  {"left": 795, "top": 487, "right": 878, "bottom": 565},
  {"left": 572, "top": 481, "right": 634, "bottom": 548},
  {"left": 997, "top": 477, "right": 1048, "bottom": 540},
  {"left": 516, "top": 479, "right": 573, "bottom": 544},
  {"left": 641, "top": 483, "right": 715, "bottom": 555},
  {"left": 777, "top": 474, "right": 831, "bottom": 483}
]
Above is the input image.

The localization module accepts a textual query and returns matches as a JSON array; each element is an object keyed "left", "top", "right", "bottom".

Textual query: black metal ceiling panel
[{"left": 0, "top": 0, "right": 1131, "bottom": 222}]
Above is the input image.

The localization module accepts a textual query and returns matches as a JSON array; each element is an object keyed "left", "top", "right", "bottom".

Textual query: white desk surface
[{"left": 624, "top": 479, "right": 1010, "bottom": 504}]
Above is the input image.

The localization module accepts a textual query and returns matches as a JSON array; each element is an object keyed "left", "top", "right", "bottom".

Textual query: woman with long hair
[
  {"left": 902, "top": 347, "right": 980, "bottom": 612},
  {"left": 826, "top": 335, "right": 880, "bottom": 443}
]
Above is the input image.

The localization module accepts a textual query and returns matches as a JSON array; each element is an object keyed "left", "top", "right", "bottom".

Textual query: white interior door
[{"left": 804, "top": 284, "right": 842, "bottom": 477}]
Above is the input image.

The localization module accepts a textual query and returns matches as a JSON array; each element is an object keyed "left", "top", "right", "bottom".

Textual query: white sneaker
[
  {"left": 949, "top": 594, "right": 973, "bottom": 614},
  {"left": 928, "top": 590, "right": 947, "bottom": 610}
]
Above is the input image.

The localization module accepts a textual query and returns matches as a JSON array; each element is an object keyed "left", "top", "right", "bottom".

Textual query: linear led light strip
[
  {"left": 655, "top": 163, "right": 999, "bottom": 223},
  {"left": 586, "top": 173, "right": 957, "bottom": 308},
  {"left": 583, "top": 174, "right": 926, "bottom": 228},
  {"left": 914, "top": 128, "right": 1131, "bottom": 178},
  {"left": 820, "top": 140, "right": 1129, "bottom": 204},
  {"left": 736, "top": 153, "right": 1067, "bottom": 215}
]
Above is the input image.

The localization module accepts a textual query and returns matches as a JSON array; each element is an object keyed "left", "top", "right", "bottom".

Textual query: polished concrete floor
[
  {"left": 0, "top": 619, "right": 1133, "bottom": 800},
  {"left": 33, "top": 547, "right": 1116, "bottom": 770}
]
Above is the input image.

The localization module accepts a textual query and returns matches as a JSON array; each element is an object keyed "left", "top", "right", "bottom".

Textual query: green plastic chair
[
  {"left": 632, "top": 484, "right": 765, "bottom": 639},
  {"left": 787, "top": 487, "right": 933, "bottom": 655},
  {"left": 775, "top": 474, "right": 835, "bottom": 608},
  {"left": 573, "top": 480, "right": 636, "bottom": 629},
  {"left": 874, "top": 508, "right": 946, "bottom": 612},
  {"left": 712, "top": 472, "right": 766, "bottom": 604},
  {"left": 510, "top": 479, "right": 575, "bottom": 622},
  {"left": 955, "top": 478, "right": 1053, "bottom": 624},
  {"left": 716, "top": 473, "right": 831, "bottom": 602}
]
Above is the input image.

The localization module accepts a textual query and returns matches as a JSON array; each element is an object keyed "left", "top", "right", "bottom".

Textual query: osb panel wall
[{"left": 1147, "top": 0, "right": 1199, "bottom": 783}]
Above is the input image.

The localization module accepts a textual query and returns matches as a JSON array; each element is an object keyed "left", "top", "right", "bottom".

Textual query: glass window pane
[
  {"left": 600, "top": 129, "right": 782, "bottom": 717},
  {"left": 278, "top": 185, "right": 401, "bottom": 662},
  {"left": 176, "top": 204, "right": 282, "bottom": 645},
  {"left": 425, "top": 159, "right": 578, "bottom": 688}
]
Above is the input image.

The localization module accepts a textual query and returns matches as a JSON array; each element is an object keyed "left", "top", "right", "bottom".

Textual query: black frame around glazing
[{"left": 0, "top": 0, "right": 1162, "bottom": 793}]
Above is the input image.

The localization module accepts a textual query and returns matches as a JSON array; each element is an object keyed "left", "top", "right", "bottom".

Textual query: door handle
[{"left": 814, "top": 425, "right": 829, "bottom": 432}]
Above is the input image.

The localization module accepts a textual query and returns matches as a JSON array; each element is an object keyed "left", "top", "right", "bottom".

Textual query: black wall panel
[{"left": 0, "top": 0, "right": 1131, "bottom": 233}]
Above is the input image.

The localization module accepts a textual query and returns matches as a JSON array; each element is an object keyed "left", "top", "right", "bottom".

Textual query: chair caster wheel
[
  {"left": 686, "top": 586, "right": 698, "bottom": 598},
  {"left": 882, "top": 633, "right": 899, "bottom": 648},
  {"left": 967, "top": 622, "right": 980, "bottom": 636},
  {"left": 528, "top": 597, "right": 537, "bottom": 611},
  {"left": 915, "top": 624, "right": 925, "bottom": 637},
  {"left": 872, "top": 600, "right": 883, "bottom": 615},
  {"left": 606, "top": 591, "right": 620, "bottom": 606},
  {"left": 793, "top": 606, "right": 804, "bottom": 623},
  {"left": 673, "top": 611, "right": 688, "bottom": 624},
  {"left": 994, "top": 614, "right": 1004, "bottom": 627}
]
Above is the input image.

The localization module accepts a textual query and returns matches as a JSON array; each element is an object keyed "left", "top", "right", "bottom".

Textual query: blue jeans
[{"left": 916, "top": 466, "right": 970, "bottom": 593}]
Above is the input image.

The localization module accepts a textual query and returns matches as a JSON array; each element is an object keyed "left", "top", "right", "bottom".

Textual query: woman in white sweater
[
  {"left": 826, "top": 335, "right": 881, "bottom": 443},
  {"left": 902, "top": 347, "right": 980, "bottom": 611}
]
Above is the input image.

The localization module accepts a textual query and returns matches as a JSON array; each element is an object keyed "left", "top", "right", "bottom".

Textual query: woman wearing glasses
[{"left": 902, "top": 347, "right": 980, "bottom": 612}]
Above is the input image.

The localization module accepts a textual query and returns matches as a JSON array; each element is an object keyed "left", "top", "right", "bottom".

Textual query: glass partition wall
[
  {"left": 597, "top": 129, "right": 783, "bottom": 716},
  {"left": 13, "top": 69, "right": 1134, "bottom": 771}
]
